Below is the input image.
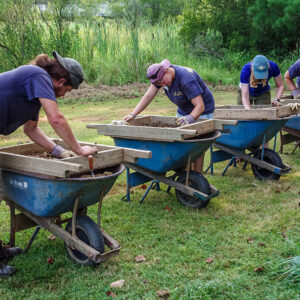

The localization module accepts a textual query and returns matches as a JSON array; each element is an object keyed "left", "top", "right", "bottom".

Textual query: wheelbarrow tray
[
  {"left": 214, "top": 105, "right": 300, "bottom": 119},
  {"left": 0, "top": 139, "right": 150, "bottom": 178},
  {"left": 284, "top": 115, "right": 300, "bottom": 131},
  {"left": 216, "top": 119, "right": 288, "bottom": 150},
  {"left": 87, "top": 115, "right": 235, "bottom": 142},
  {"left": 113, "top": 131, "right": 221, "bottom": 173},
  {"left": 2, "top": 164, "right": 124, "bottom": 217}
]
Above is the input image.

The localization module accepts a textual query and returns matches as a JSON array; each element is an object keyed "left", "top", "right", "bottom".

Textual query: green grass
[{"left": 0, "top": 91, "right": 299, "bottom": 299}]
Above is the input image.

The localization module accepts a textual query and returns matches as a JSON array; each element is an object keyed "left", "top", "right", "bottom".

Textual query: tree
[{"left": 248, "top": 0, "right": 300, "bottom": 56}]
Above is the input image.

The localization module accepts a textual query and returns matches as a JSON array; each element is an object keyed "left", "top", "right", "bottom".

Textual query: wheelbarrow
[
  {"left": 205, "top": 118, "right": 291, "bottom": 180},
  {"left": 0, "top": 140, "right": 151, "bottom": 266},
  {"left": 87, "top": 116, "right": 231, "bottom": 209},
  {"left": 278, "top": 99, "right": 300, "bottom": 154}
]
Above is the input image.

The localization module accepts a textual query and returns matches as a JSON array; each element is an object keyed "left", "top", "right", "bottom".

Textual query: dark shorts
[{"left": 237, "top": 89, "right": 271, "bottom": 105}]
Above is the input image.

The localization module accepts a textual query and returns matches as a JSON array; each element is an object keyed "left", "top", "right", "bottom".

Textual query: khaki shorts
[{"left": 237, "top": 89, "right": 271, "bottom": 105}]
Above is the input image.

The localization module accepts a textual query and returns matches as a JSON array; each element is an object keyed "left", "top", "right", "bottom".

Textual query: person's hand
[
  {"left": 175, "top": 115, "right": 196, "bottom": 126},
  {"left": 124, "top": 113, "right": 136, "bottom": 122},
  {"left": 271, "top": 98, "right": 282, "bottom": 107},
  {"left": 51, "top": 145, "right": 76, "bottom": 158},
  {"left": 288, "top": 103, "right": 300, "bottom": 110},
  {"left": 77, "top": 146, "right": 98, "bottom": 156},
  {"left": 291, "top": 89, "right": 300, "bottom": 99}
]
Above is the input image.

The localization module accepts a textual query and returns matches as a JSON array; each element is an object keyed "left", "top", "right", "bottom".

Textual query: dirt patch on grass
[{"left": 62, "top": 82, "right": 237, "bottom": 101}]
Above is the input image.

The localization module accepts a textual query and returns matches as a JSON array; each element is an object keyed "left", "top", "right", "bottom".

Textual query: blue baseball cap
[{"left": 253, "top": 55, "right": 269, "bottom": 79}]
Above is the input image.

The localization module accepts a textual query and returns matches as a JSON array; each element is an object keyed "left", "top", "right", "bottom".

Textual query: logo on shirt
[
  {"left": 173, "top": 91, "right": 182, "bottom": 96},
  {"left": 184, "top": 67, "right": 194, "bottom": 73}
]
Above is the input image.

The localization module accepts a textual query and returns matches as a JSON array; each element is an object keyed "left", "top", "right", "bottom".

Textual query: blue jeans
[{"left": 176, "top": 112, "right": 214, "bottom": 119}]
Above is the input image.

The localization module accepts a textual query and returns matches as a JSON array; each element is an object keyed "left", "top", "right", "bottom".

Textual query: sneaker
[
  {"left": 0, "top": 244, "right": 23, "bottom": 260},
  {"left": 0, "top": 263, "right": 16, "bottom": 277}
]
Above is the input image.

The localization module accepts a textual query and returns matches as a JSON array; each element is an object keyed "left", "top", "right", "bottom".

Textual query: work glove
[
  {"left": 288, "top": 103, "right": 300, "bottom": 110},
  {"left": 271, "top": 98, "right": 281, "bottom": 107},
  {"left": 291, "top": 89, "right": 300, "bottom": 99},
  {"left": 51, "top": 145, "right": 76, "bottom": 159},
  {"left": 175, "top": 115, "right": 196, "bottom": 126}
]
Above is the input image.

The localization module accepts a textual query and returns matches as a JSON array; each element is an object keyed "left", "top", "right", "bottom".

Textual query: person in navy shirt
[
  {"left": 238, "top": 55, "right": 284, "bottom": 108},
  {"left": 284, "top": 59, "right": 300, "bottom": 99},
  {"left": 124, "top": 59, "right": 215, "bottom": 173},
  {"left": 0, "top": 51, "right": 98, "bottom": 276}
]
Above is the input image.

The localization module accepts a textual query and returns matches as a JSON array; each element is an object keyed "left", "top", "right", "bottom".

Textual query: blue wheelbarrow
[
  {"left": 114, "top": 132, "right": 221, "bottom": 208},
  {"left": 2, "top": 164, "right": 124, "bottom": 266},
  {"left": 0, "top": 140, "right": 152, "bottom": 266},
  {"left": 88, "top": 115, "right": 223, "bottom": 209},
  {"left": 205, "top": 119, "right": 291, "bottom": 180}
]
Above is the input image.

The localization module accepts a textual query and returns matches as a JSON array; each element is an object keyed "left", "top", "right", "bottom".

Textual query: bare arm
[
  {"left": 39, "top": 98, "right": 97, "bottom": 155},
  {"left": 284, "top": 70, "right": 297, "bottom": 91},
  {"left": 124, "top": 85, "right": 159, "bottom": 121},
  {"left": 23, "top": 120, "right": 56, "bottom": 151},
  {"left": 274, "top": 75, "right": 285, "bottom": 99},
  {"left": 241, "top": 84, "right": 251, "bottom": 109},
  {"left": 190, "top": 95, "right": 205, "bottom": 119}
]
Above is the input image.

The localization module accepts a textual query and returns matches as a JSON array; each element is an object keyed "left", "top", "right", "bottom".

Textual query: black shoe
[
  {"left": 0, "top": 245, "right": 23, "bottom": 260},
  {"left": 0, "top": 263, "right": 16, "bottom": 277}
]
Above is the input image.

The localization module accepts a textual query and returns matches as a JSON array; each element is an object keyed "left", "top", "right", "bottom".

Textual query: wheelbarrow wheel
[
  {"left": 65, "top": 215, "right": 105, "bottom": 266},
  {"left": 251, "top": 148, "right": 283, "bottom": 180},
  {"left": 175, "top": 171, "right": 211, "bottom": 209}
]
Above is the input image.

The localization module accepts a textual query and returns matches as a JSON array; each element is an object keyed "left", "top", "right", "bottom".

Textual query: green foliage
[
  {"left": 179, "top": 0, "right": 300, "bottom": 57},
  {"left": 0, "top": 1, "right": 44, "bottom": 68},
  {"left": 248, "top": 0, "right": 300, "bottom": 56},
  {"left": 190, "top": 29, "right": 225, "bottom": 59},
  {"left": 111, "top": 0, "right": 185, "bottom": 25}
]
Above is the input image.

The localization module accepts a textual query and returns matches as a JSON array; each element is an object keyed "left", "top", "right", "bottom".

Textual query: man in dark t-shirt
[{"left": 0, "top": 51, "right": 98, "bottom": 276}]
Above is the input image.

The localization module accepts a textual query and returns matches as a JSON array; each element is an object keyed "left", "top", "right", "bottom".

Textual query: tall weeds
[{"left": 0, "top": 14, "right": 297, "bottom": 86}]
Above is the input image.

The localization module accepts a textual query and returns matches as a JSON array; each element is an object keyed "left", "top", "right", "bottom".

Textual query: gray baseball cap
[{"left": 53, "top": 51, "right": 84, "bottom": 89}]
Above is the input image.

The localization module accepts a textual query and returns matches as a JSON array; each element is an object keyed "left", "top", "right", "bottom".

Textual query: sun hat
[
  {"left": 53, "top": 51, "right": 84, "bottom": 89},
  {"left": 147, "top": 59, "right": 171, "bottom": 84},
  {"left": 253, "top": 55, "right": 269, "bottom": 80}
]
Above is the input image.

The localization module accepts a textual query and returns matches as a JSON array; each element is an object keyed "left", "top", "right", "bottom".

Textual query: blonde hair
[{"left": 250, "top": 66, "right": 267, "bottom": 88}]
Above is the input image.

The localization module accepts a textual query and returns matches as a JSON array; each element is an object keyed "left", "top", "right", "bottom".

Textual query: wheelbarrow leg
[
  {"left": 222, "top": 157, "right": 235, "bottom": 176},
  {"left": 204, "top": 146, "right": 214, "bottom": 175},
  {"left": 24, "top": 226, "right": 41, "bottom": 253},
  {"left": 97, "top": 191, "right": 105, "bottom": 227},
  {"left": 140, "top": 180, "right": 160, "bottom": 204},
  {"left": 121, "top": 167, "right": 131, "bottom": 202},
  {"left": 260, "top": 134, "right": 266, "bottom": 160},
  {"left": 72, "top": 195, "right": 81, "bottom": 237},
  {"left": 9, "top": 204, "right": 16, "bottom": 247},
  {"left": 273, "top": 132, "right": 278, "bottom": 151},
  {"left": 242, "top": 160, "right": 248, "bottom": 170}
]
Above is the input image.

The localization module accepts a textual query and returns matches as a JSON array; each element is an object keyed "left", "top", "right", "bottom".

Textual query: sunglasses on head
[{"left": 147, "top": 66, "right": 163, "bottom": 80}]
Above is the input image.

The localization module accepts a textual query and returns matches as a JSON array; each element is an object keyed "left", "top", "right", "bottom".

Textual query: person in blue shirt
[
  {"left": 238, "top": 55, "right": 284, "bottom": 108},
  {"left": 124, "top": 59, "right": 215, "bottom": 173},
  {"left": 0, "top": 51, "right": 98, "bottom": 276},
  {"left": 284, "top": 59, "right": 300, "bottom": 98}
]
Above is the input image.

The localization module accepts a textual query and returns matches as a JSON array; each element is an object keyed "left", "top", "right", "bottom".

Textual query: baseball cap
[
  {"left": 253, "top": 55, "right": 269, "bottom": 79},
  {"left": 53, "top": 51, "right": 84, "bottom": 89},
  {"left": 147, "top": 59, "right": 171, "bottom": 84}
]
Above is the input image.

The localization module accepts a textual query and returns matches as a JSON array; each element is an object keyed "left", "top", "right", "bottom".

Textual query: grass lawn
[{"left": 0, "top": 91, "right": 299, "bottom": 299}]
